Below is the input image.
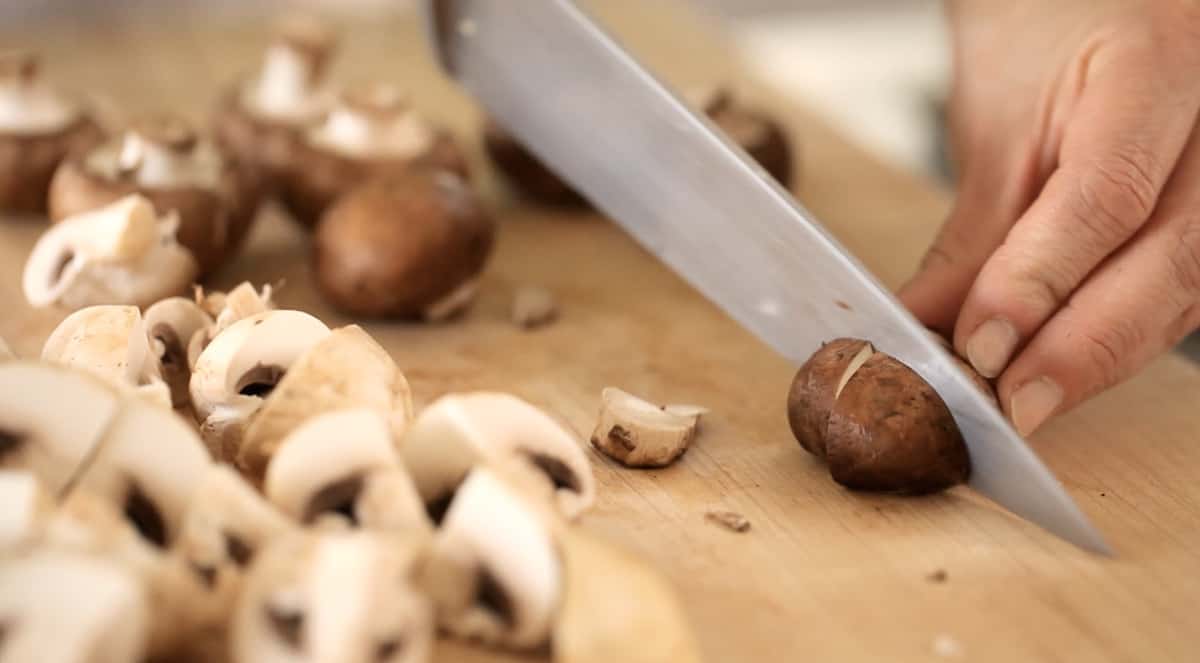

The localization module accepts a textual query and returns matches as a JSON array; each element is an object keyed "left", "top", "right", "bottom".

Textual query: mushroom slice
[
  {"left": 589, "top": 388, "right": 704, "bottom": 468},
  {"left": 0, "top": 470, "right": 51, "bottom": 551},
  {"left": 420, "top": 468, "right": 561, "bottom": 650},
  {"left": 144, "top": 295, "right": 212, "bottom": 410},
  {"left": 23, "top": 194, "right": 198, "bottom": 310},
  {"left": 189, "top": 309, "right": 330, "bottom": 461},
  {"left": 553, "top": 530, "right": 703, "bottom": 663},
  {"left": 239, "top": 325, "right": 412, "bottom": 482},
  {"left": 42, "top": 304, "right": 171, "bottom": 409},
  {"left": 0, "top": 361, "right": 120, "bottom": 493},
  {"left": 233, "top": 530, "right": 433, "bottom": 663},
  {"left": 401, "top": 392, "right": 595, "bottom": 522},
  {"left": 0, "top": 550, "right": 148, "bottom": 663},
  {"left": 188, "top": 281, "right": 276, "bottom": 370}
]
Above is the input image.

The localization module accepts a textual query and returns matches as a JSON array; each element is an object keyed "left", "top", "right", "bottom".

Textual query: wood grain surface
[{"left": 2, "top": 2, "right": 1198, "bottom": 662}]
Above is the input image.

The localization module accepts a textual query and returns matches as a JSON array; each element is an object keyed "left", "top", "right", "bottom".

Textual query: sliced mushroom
[
  {"left": 233, "top": 530, "right": 434, "bottom": 663},
  {"left": 0, "top": 550, "right": 148, "bottom": 663},
  {"left": 401, "top": 392, "right": 595, "bottom": 523},
  {"left": 188, "top": 281, "right": 276, "bottom": 370},
  {"left": 419, "top": 468, "right": 561, "bottom": 651},
  {"left": 239, "top": 325, "right": 412, "bottom": 482},
  {"left": 41, "top": 304, "right": 171, "bottom": 408},
  {"left": 144, "top": 295, "right": 213, "bottom": 410},
  {"left": 23, "top": 194, "right": 197, "bottom": 310},
  {"left": 189, "top": 309, "right": 331, "bottom": 461},
  {"left": 553, "top": 530, "right": 703, "bottom": 663},
  {"left": 0, "top": 361, "right": 121, "bottom": 492},
  {"left": 589, "top": 388, "right": 705, "bottom": 468},
  {"left": 264, "top": 409, "right": 428, "bottom": 535},
  {"left": 0, "top": 51, "right": 103, "bottom": 214},
  {"left": 0, "top": 469, "right": 51, "bottom": 551}
]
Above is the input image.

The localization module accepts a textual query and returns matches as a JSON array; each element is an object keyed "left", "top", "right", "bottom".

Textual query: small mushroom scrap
[
  {"left": 283, "top": 83, "right": 468, "bottom": 227},
  {"left": 23, "top": 194, "right": 197, "bottom": 310},
  {"left": 188, "top": 281, "right": 277, "bottom": 370},
  {"left": 0, "top": 51, "right": 103, "bottom": 214},
  {"left": 313, "top": 170, "right": 494, "bottom": 320},
  {"left": 0, "top": 470, "right": 52, "bottom": 551},
  {"left": 401, "top": 392, "right": 595, "bottom": 522},
  {"left": 48, "top": 114, "right": 261, "bottom": 274},
  {"left": 232, "top": 530, "right": 434, "bottom": 663},
  {"left": 511, "top": 286, "right": 558, "bottom": 330},
  {"left": 589, "top": 388, "right": 706, "bottom": 468},
  {"left": 144, "top": 295, "right": 213, "bottom": 410}
]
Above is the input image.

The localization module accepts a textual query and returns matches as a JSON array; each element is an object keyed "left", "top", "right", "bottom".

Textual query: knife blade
[{"left": 422, "top": 0, "right": 1109, "bottom": 554}]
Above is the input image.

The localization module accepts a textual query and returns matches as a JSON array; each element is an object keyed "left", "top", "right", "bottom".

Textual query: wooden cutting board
[{"left": 2, "top": 3, "right": 1198, "bottom": 662}]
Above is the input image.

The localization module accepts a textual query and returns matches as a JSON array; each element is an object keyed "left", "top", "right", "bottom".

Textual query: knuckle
[
  {"left": 992, "top": 249, "right": 1075, "bottom": 311},
  {"left": 1167, "top": 220, "right": 1200, "bottom": 299},
  {"left": 1075, "top": 315, "right": 1144, "bottom": 389},
  {"left": 1073, "top": 147, "right": 1160, "bottom": 244}
]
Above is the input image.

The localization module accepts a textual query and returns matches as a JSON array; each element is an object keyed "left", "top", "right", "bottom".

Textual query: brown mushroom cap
[
  {"left": 786, "top": 338, "right": 869, "bottom": 457},
  {"left": 313, "top": 169, "right": 494, "bottom": 318},
  {"left": 706, "top": 100, "right": 793, "bottom": 187},
  {"left": 482, "top": 118, "right": 587, "bottom": 208}
]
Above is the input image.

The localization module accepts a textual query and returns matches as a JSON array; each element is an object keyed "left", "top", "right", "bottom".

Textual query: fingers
[{"left": 952, "top": 53, "right": 1200, "bottom": 378}]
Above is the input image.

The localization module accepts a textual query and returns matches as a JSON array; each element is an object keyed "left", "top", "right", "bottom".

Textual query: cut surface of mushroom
[
  {"left": 23, "top": 194, "right": 198, "bottom": 310},
  {"left": 307, "top": 84, "right": 435, "bottom": 160},
  {"left": 239, "top": 325, "right": 412, "bottom": 482},
  {"left": 589, "top": 387, "right": 704, "bottom": 468},
  {"left": 0, "top": 50, "right": 81, "bottom": 134},
  {"left": 240, "top": 14, "right": 337, "bottom": 124},
  {"left": 0, "top": 469, "right": 51, "bottom": 550},
  {"left": 0, "top": 550, "right": 148, "bottom": 663},
  {"left": 0, "top": 361, "right": 120, "bottom": 493},
  {"left": 233, "top": 530, "right": 433, "bottom": 663},
  {"left": 510, "top": 286, "right": 558, "bottom": 330},
  {"left": 188, "top": 281, "right": 276, "bottom": 370},
  {"left": 189, "top": 309, "right": 331, "bottom": 461},
  {"left": 144, "top": 295, "right": 213, "bottom": 409},
  {"left": 84, "top": 116, "right": 223, "bottom": 191},
  {"left": 401, "top": 392, "right": 595, "bottom": 522}
]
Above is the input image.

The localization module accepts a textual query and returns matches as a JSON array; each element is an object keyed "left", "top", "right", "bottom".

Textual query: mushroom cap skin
[
  {"left": 232, "top": 530, "right": 433, "bottom": 663},
  {"left": 0, "top": 469, "right": 52, "bottom": 551},
  {"left": 786, "top": 338, "right": 871, "bottom": 458},
  {"left": 0, "top": 550, "right": 149, "bottom": 663},
  {"left": 0, "top": 361, "right": 120, "bottom": 493},
  {"left": 401, "top": 392, "right": 595, "bottom": 522},
  {"left": 144, "top": 295, "right": 213, "bottom": 410},
  {"left": 589, "top": 387, "right": 703, "bottom": 468},
  {"left": 313, "top": 170, "right": 494, "bottom": 319}
]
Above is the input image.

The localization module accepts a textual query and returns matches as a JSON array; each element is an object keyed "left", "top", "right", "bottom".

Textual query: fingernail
[
  {"left": 966, "top": 318, "right": 1018, "bottom": 378},
  {"left": 1010, "top": 377, "right": 1063, "bottom": 436}
]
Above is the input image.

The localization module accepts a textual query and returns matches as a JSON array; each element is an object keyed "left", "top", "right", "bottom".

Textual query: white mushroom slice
[
  {"left": 589, "top": 387, "right": 704, "bottom": 468},
  {"left": 510, "top": 286, "right": 558, "bottom": 330},
  {"left": 239, "top": 325, "right": 412, "bottom": 482},
  {"left": 402, "top": 392, "right": 595, "bottom": 522},
  {"left": 264, "top": 409, "right": 428, "bottom": 534},
  {"left": 0, "top": 470, "right": 51, "bottom": 551},
  {"left": 144, "top": 296, "right": 212, "bottom": 409},
  {"left": 553, "top": 530, "right": 703, "bottom": 663},
  {"left": 307, "top": 84, "right": 436, "bottom": 160},
  {"left": 23, "top": 194, "right": 197, "bottom": 310},
  {"left": 42, "top": 304, "right": 171, "bottom": 408},
  {"left": 420, "top": 468, "right": 560, "bottom": 650},
  {"left": 187, "top": 282, "right": 276, "bottom": 371},
  {"left": 0, "top": 551, "right": 148, "bottom": 663},
  {"left": 189, "top": 310, "right": 330, "bottom": 461},
  {"left": 0, "top": 361, "right": 120, "bottom": 493},
  {"left": 233, "top": 531, "right": 433, "bottom": 663},
  {"left": 0, "top": 335, "right": 12, "bottom": 360}
]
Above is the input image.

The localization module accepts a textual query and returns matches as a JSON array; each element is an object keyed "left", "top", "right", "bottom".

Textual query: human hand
[{"left": 900, "top": 0, "right": 1200, "bottom": 435}]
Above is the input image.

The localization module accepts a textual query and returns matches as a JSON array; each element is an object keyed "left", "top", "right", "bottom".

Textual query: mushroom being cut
[
  {"left": 214, "top": 14, "right": 338, "bottom": 191},
  {"left": 232, "top": 530, "right": 434, "bottom": 663},
  {"left": 48, "top": 114, "right": 261, "bottom": 274},
  {"left": 190, "top": 309, "right": 331, "bottom": 461},
  {"left": 0, "top": 550, "right": 148, "bottom": 663},
  {"left": 313, "top": 169, "right": 494, "bottom": 320},
  {"left": 0, "top": 361, "right": 120, "bottom": 492},
  {"left": 42, "top": 304, "right": 171, "bottom": 408},
  {"left": 144, "top": 295, "right": 213, "bottom": 410},
  {"left": 0, "top": 470, "right": 52, "bottom": 551},
  {"left": 692, "top": 86, "right": 794, "bottom": 186},
  {"left": 283, "top": 83, "right": 468, "bottom": 227},
  {"left": 188, "top": 281, "right": 276, "bottom": 370},
  {"left": 589, "top": 387, "right": 706, "bottom": 468},
  {"left": 23, "top": 194, "right": 197, "bottom": 310},
  {"left": 0, "top": 51, "right": 103, "bottom": 214},
  {"left": 401, "top": 392, "right": 595, "bottom": 523},
  {"left": 238, "top": 325, "right": 413, "bottom": 482},
  {"left": 264, "top": 408, "right": 428, "bottom": 535}
]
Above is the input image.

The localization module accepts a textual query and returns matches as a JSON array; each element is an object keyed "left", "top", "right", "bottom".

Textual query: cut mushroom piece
[
  {"left": 401, "top": 392, "right": 595, "bottom": 523},
  {"left": 144, "top": 295, "right": 213, "bottom": 410},
  {"left": 188, "top": 281, "right": 276, "bottom": 370},
  {"left": 239, "top": 325, "right": 412, "bottom": 482},
  {"left": 0, "top": 550, "right": 148, "bottom": 663},
  {"left": 23, "top": 194, "right": 197, "bottom": 310},
  {"left": 419, "top": 468, "right": 561, "bottom": 650},
  {"left": 510, "top": 286, "right": 558, "bottom": 330},
  {"left": 42, "top": 304, "right": 171, "bottom": 408},
  {"left": 589, "top": 388, "right": 704, "bottom": 468},
  {"left": 264, "top": 409, "right": 428, "bottom": 535},
  {"left": 189, "top": 309, "right": 331, "bottom": 461},
  {"left": 233, "top": 530, "right": 434, "bottom": 663},
  {"left": 553, "top": 530, "right": 703, "bottom": 663},
  {"left": 0, "top": 361, "right": 121, "bottom": 493},
  {"left": 0, "top": 470, "right": 52, "bottom": 551}
]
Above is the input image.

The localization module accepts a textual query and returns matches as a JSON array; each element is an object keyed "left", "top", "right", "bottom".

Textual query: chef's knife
[{"left": 422, "top": 0, "right": 1109, "bottom": 554}]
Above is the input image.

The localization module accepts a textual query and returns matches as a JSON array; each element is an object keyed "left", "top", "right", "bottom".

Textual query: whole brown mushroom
[
  {"left": 313, "top": 169, "right": 494, "bottom": 320},
  {"left": 0, "top": 51, "right": 102, "bottom": 215},
  {"left": 47, "top": 114, "right": 262, "bottom": 275},
  {"left": 283, "top": 83, "right": 468, "bottom": 227}
]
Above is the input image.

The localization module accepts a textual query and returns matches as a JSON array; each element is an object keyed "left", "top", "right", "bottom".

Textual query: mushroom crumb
[
  {"left": 932, "top": 633, "right": 964, "bottom": 658},
  {"left": 510, "top": 286, "right": 558, "bottom": 330},
  {"left": 705, "top": 509, "right": 750, "bottom": 533},
  {"left": 926, "top": 569, "right": 948, "bottom": 583}
]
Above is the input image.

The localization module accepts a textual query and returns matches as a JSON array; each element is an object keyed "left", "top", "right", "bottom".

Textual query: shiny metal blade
[{"left": 423, "top": 0, "right": 1109, "bottom": 554}]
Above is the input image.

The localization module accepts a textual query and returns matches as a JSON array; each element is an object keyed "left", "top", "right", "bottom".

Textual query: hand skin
[{"left": 900, "top": 0, "right": 1200, "bottom": 436}]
